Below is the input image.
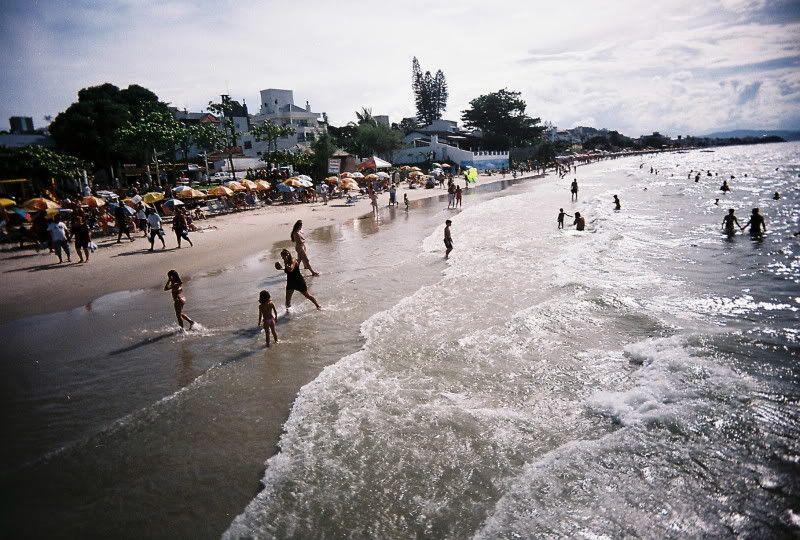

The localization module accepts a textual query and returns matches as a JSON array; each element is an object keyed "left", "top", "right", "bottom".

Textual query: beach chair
[{"left": 345, "top": 194, "right": 358, "bottom": 205}]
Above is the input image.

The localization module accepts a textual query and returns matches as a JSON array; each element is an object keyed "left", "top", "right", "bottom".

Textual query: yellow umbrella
[
  {"left": 255, "top": 180, "right": 272, "bottom": 191},
  {"left": 340, "top": 179, "right": 359, "bottom": 190},
  {"left": 208, "top": 185, "right": 234, "bottom": 197},
  {"left": 0, "top": 198, "right": 16, "bottom": 208},
  {"left": 283, "top": 177, "right": 303, "bottom": 188},
  {"left": 340, "top": 171, "right": 353, "bottom": 178},
  {"left": 224, "top": 181, "right": 246, "bottom": 191},
  {"left": 22, "top": 197, "right": 60, "bottom": 211},
  {"left": 240, "top": 179, "right": 258, "bottom": 190},
  {"left": 325, "top": 176, "right": 339, "bottom": 184},
  {"left": 365, "top": 173, "right": 378, "bottom": 181},
  {"left": 142, "top": 192, "right": 164, "bottom": 204},
  {"left": 400, "top": 165, "right": 412, "bottom": 171}
]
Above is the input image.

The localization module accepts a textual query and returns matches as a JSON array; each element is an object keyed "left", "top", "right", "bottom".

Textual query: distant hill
[{"left": 703, "top": 129, "right": 800, "bottom": 141}]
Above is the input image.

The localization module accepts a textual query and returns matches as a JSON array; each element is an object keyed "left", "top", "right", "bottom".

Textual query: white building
[
  {"left": 392, "top": 134, "right": 508, "bottom": 171},
  {"left": 241, "top": 89, "right": 327, "bottom": 158}
]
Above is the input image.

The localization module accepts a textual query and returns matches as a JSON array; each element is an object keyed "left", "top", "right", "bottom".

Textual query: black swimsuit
[{"left": 285, "top": 263, "right": 307, "bottom": 293}]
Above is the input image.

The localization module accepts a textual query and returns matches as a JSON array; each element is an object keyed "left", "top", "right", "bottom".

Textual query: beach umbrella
[
  {"left": 108, "top": 202, "right": 136, "bottom": 216},
  {"left": 22, "top": 197, "right": 60, "bottom": 211},
  {"left": 0, "top": 197, "right": 17, "bottom": 208},
  {"left": 224, "top": 181, "right": 246, "bottom": 191},
  {"left": 297, "top": 178, "right": 314, "bottom": 188},
  {"left": 255, "top": 180, "right": 272, "bottom": 191},
  {"left": 431, "top": 168, "right": 444, "bottom": 175},
  {"left": 377, "top": 171, "right": 390, "bottom": 179},
  {"left": 240, "top": 179, "right": 259, "bottom": 190},
  {"left": 297, "top": 174, "right": 313, "bottom": 182},
  {"left": 340, "top": 179, "right": 359, "bottom": 190},
  {"left": 175, "top": 188, "right": 206, "bottom": 199},
  {"left": 276, "top": 183, "right": 295, "bottom": 193},
  {"left": 142, "top": 192, "right": 164, "bottom": 204},
  {"left": 431, "top": 163, "right": 442, "bottom": 168},
  {"left": 410, "top": 166, "right": 422, "bottom": 172},
  {"left": 283, "top": 177, "right": 303, "bottom": 188},
  {"left": 173, "top": 185, "right": 192, "bottom": 194},
  {"left": 350, "top": 172, "right": 364, "bottom": 179},
  {"left": 46, "top": 208, "right": 73, "bottom": 218},
  {"left": 340, "top": 171, "right": 353, "bottom": 178},
  {"left": 365, "top": 173, "right": 379, "bottom": 181},
  {"left": 11, "top": 207, "right": 30, "bottom": 220},
  {"left": 466, "top": 167, "right": 478, "bottom": 184},
  {"left": 357, "top": 156, "right": 392, "bottom": 170},
  {"left": 400, "top": 165, "right": 412, "bottom": 171},
  {"left": 441, "top": 163, "right": 451, "bottom": 168},
  {"left": 162, "top": 198, "right": 184, "bottom": 209},
  {"left": 82, "top": 195, "right": 106, "bottom": 208},
  {"left": 208, "top": 185, "right": 234, "bottom": 197},
  {"left": 325, "top": 176, "right": 339, "bottom": 184},
  {"left": 95, "top": 190, "right": 117, "bottom": 198}
]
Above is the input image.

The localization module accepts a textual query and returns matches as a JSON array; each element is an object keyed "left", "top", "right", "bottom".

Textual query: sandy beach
[{"left": 0, "top": 172, "right": 540, "bottom": 324}]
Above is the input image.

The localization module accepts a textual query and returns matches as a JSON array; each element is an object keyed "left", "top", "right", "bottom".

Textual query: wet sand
[{"left": 0, "top": 172, "right": 540, "bottom": 324}]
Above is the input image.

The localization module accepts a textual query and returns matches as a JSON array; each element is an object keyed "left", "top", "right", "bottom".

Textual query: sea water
[{"left": 225, "top": 143, "right": 799, "bottom": 538}]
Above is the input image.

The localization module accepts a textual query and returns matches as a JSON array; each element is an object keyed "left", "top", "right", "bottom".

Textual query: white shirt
[
  {"left": 47, "top": 222, "right": 68, "bottom": 242},
  {"left": 136, "top": 208, "right": 146, "bottom": 220},
  {"left": 147, "top": 213, "right": 162, "bottom": 229}
]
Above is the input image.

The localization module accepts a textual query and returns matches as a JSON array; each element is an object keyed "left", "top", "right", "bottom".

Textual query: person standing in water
[
  {"left": 455, "top": 185, "right": 463, "bottom": 208},
  {"left": 404, "top": 193, "right": 409, "bottom": 212},
  {"left": 573, "top": 211, "right": 586, "bottom": 231},
  {"left": 164, "top": 269, "right": 195, "bottom": 330},
  {"left": 613, "top": 195, "right": 621, "bottom": 210},
  {"left": 257, "top": 290, "right": 279, "bottom": 347},
  {"left": 290, "top": 220, "right": 320, "bottom": 276},
  {"left": 370, "top": 190, "right": 379, "bottom": 214},
  {"left": 720, "top": 180, "right": 731, "bottom": 193},
  {"left": 276, "top": 249, "right": 321, "bottom": 311},
  {"left": 570, "top": 179, "right": 579, "bottom": 202},
  {"left": 722, "top": 209, "right": 741, "bottom": 236},
  {"left": 557, "top": 208, "right": 572, "bottom": 229},
  {"left": 444, "top": 219, "right": 453, "bottom": 259},
  {"left": 741, "top": 208, "right": 767, "bottom": 237}
]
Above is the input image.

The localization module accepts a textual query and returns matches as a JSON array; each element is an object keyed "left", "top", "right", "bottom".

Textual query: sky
[{"left": 1, "top": 0, "right": 799, "bottom": 137}]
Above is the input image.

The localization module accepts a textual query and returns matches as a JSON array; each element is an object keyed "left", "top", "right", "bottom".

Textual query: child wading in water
[
  {"left": 257, "top": 290, "right": 279, "bottom": 347},
  {"left": 164, "top": 269, "right": 195, "bottom": 330}
]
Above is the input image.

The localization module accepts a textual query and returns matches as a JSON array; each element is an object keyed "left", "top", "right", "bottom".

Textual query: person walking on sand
[
  {"left": 613, "top": 195, "right": 621, "bottom": 210},
  {"left": 136, "top": 204, "right": 148, "bottom": 237},
  {"left": 257, "top": 290, "right": 279, "bottom": 347},
  {"left": 455, "top": 185, "right": 462, "bottom": 208},
  {"left": 573, "top": 211, "right": 586, "bottom": 231},
  {"left": 173, "top": 207, "right": 193, "bottom": 248},
  {"left": 115, "top": 203, "right": 134, "bottom": 243},
  {"left": 404, "top": 193, "right": 409, "bottom": 212},
  {"left": 389, "top": 183, "right": 397, "bottom": 207},
  {"left": 48, "top": 214, "right": 71, "bottom": 263},
  {"left": 741, "top": 208, "right": 766, "bottom": 237},
  {"left": 447, "top": 182, "right": 456, "bottom": 208},
  {"left": 164, "top": 269, "right": 195, "bottom": 330},
  {"left": 722, "top": 208, "right": 741, "bottom": 237},
  {"left": 557, "top": 208, "right": 572, "bottom": 229},
  {"left": 146, "top": 208, "right": 166, "bottom": 250},
  {"left": 72, "top": 215, "right": 91, "bottom": 263},
  {"left": 290, "top": 220, "right": 320, "bottom": 276},
  {"left": 570, "top": 179, "right": 579, "bottom": 202},
  {"left": 444, "top": 219, "right": 453, "bottom": 259},
  {"left": 276, "top": 249, "right": 321, "bottom": 311},
  {"left": 370, "top": 191, "right": 379, "bottom": 214}
]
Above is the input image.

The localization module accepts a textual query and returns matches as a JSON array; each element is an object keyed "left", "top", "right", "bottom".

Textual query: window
[
  {"left": 244, "top": 141, "right": 252, "bottom": 150},
  {"left": 306, "top": 132, "right": 315, "bottom": 141}
]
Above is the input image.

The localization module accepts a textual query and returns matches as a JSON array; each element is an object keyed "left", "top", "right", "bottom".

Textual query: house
[
  {"left": 392, "top": 134, "right": 509, "bottom": 171},
  {"left": 241, "top": 88, "right": 327, "bottom": 157},
  {"left": 402, "top": 119, "right": 477, "bottom": 149}
]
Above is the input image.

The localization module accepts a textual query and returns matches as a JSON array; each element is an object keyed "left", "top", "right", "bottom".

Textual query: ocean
[{"left": 2, "top": 143, "right": 798, "bottom": 538}]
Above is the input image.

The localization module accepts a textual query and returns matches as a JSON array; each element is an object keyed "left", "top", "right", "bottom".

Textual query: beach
[
  {"left": 3, "top": 146, "right": 798, "bottom": 539},
  {"left": 0, "top": 172, "right": 536, "bottom": 323}
]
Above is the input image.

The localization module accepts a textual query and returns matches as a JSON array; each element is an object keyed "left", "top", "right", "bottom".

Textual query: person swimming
[
  {"left": 773, "top": 192, "right": 781, "bottom": 200},
  {"left": 720, "top": 180, "right": 731, "bottom": 193},
  {"left": 722, "top": 209, "right": 741, "bottom": 236},
  {"left": 573, "top": 212, "right": 585, "bottom": 231},
  {"left": 741, "top": 208, "right": 766, "bottom": 237}
]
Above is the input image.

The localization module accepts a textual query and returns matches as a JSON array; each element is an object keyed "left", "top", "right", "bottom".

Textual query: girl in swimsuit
[
  {"left": 276, "top": 249, "right": 321, "bottom": 311},
  {"left": 257, "top": 290, "right": 279, "bottom": 347},
  {"left": 290, "top": 220, "right": 320, "bottom": 276},
  {"left": 164, "top": 269, "right": 195, "bottom": 329}
]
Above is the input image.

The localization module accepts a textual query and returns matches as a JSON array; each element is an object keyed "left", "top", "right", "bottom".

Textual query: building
[
  {"left": 374, "top": 115, "right": 390, "bottom": 127},
  {"left": 241, "top": 88, "right": 327, "bottom": 158},
  {"left": 393, "top": 134, "right": 509, "bottom": 171},
  {"left": 403, "top": 119, "right": 477, "bottom": 149},
  {"left": 9, "top": 116, "right": 34, "bottom": 134}
]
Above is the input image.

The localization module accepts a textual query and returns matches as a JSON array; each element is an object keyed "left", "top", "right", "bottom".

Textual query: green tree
[
  {"left": 398, "top": 117, "right": 419, "bottom": 134},
  {"left": 49, "top": 83, "right": 167, "bottom": 174},
  {"left": 0, "top": 145, "right": 87, "bottom": 192},
  {"left": 412, "top": 57, "right": 448, "bottom": 125},
  {"left": 207, "top": 96, "right": 243, "bottom": 180},
  {"left": 354, "top": 123, "right": 403, "bottom": 159},
  {"left": 461, "top": 89, "right": 544, "bottom": 150},
  {"left": 115, "top": 109, "right": 185, "bottom": 186},
  {"left": 250, "top": 120, "right": 295, "bottom": 153},
  {"left": 328, "top": 124, "right": 359, "bottom": 156},
  {"left": 310, "top": 131, "right": 338, "bottom": 178},
  {"left": 355, "top": 107, "right": 377, "bottom": 126}
]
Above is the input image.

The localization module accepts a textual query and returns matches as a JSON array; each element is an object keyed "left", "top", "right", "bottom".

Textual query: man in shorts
[{"left": 444, "top": 219, "right": 453, "bottom": 259}]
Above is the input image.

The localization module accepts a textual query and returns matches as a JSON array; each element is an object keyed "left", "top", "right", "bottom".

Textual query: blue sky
[{"left": 1, "top": 0, "right": 799, "bottom": 136}]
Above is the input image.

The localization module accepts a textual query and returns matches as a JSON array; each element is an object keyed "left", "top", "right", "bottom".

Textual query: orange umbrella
[
  {"left": 283, "top": 177, "right": 303, "bottom": 188},
  {"left": 208, "top": 186, "right": 234, "bottom": 197},
  {"left": 175, "top": 188, "right": 206, "bottom": 199},
  {"left": 224, "top": 181, "right": 246, "bottom": 191},
  {"left": 340, "top": 179, "right": 359, "bottom": 190},
  {"left": 22, "top": 197, "right": 60, "bottom": 211},
  {"left": 340, "top": 171, "right": 353, "bottom": 178},
  {"left": 255, "top": 180, "right": 272, "bottom": 191},
  {"left": 365, "top": 173, "right": 378, "bottom": 181},
  {"left": 240, "top": 179, "right": 258, "bottom": 190},
  {"left": 82, "top": 196, "right": 106, "bottom": 208},
  {"left": 325, "top": 176, "right": 339, "bottom": 184}
]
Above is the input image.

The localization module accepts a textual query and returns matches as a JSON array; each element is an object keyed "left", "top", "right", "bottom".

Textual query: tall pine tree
[{"left": 412, "top": 57, "right": 448, "bottom": 126}]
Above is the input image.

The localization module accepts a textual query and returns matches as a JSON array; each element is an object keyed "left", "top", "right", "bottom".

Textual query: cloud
[{"left": 0, "top": 0, "right": 798, "bottom": 137}]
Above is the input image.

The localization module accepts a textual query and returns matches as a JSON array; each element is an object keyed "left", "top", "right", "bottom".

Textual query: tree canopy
[
  {"left": 461, "top": 89, "right": 544, "bottom": 150},
  {"left": 0, "top": 145, "right": 87, "bottom": 189},
  {"left": 49, "top": 83, "right": 168, "bottom": 168},
  {"left": 412, "top": 57, "right": 448, "bottom": 126},
  {"left": 250, "top": 120, "right": 295, "bottom": 153}
]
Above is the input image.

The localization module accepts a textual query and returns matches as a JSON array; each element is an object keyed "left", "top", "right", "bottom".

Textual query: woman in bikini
[
  {"left": 257, "top": 290, "right": 279, "bottom": 347},
  {"left": 164, "top": 269, "right": 195, "bottom": 329},
  {"left": 276, "top": 249, "right": 321, "bottom": 311},
  {"left": 290, "top": 220, "right": 320, "bottom": 276}
]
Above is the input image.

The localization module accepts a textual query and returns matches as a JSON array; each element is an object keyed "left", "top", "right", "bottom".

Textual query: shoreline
[{"left": 0, "top": 171, "right": 550, "bottom": 324}]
